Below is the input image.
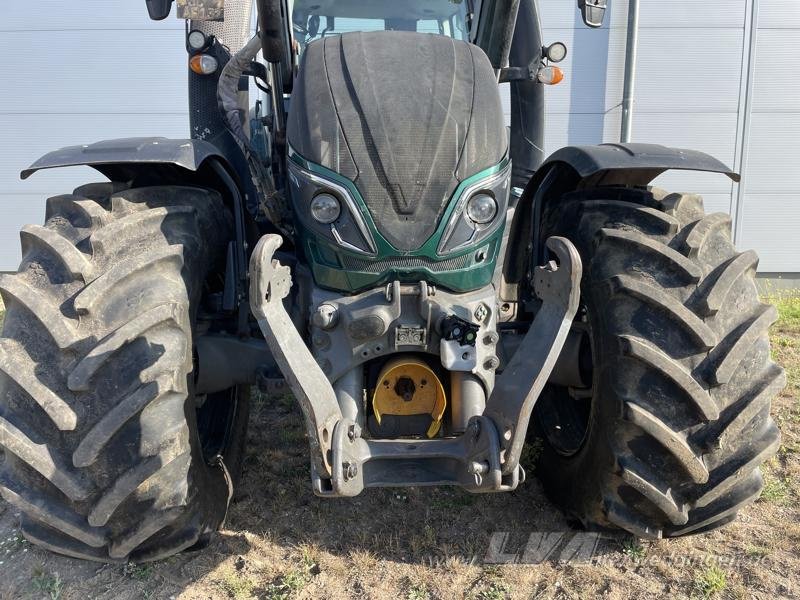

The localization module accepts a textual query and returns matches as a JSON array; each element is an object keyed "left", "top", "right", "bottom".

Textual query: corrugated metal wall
[
  {"left": 0, "top": 2, "right": 189, "bottom": 271},
  {"left": 2, "top": 1, "right": 798, "bottom": 272},
  {"left": 736, "top": 0, "right": 800, "bottom": 273},
  {"left": 504, "top": 0, "right": 799, "bottom": 273}
]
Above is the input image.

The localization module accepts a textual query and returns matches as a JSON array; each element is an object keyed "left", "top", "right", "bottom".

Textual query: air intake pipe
[{"left": 217, "top": 34, "right": 285, "bottom": 228}]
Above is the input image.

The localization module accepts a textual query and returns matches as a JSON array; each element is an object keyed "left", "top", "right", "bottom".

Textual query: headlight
[
  {"left": 545, "top": 41, "right": 568, "bottom": 63},
  {"left": 437, "top": 161, "right": 511, "bottom": 256},
  {"left": 310, "top": 193, "right": 341, "bottom": 223},
  {"left": 287, "top": 157, "right": 377, "bottom": 255},
  {"left": 187, "top": 30, "right": 208, "bottom": 52},
  {"left": 466, "top": 194, "right": 497, "bottom": 224},
  {"left": 189, "top": 54, "right": 219, "bottom": 75}
]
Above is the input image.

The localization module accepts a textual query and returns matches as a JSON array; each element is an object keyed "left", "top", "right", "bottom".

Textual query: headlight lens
[
  {"left": 189, "top": 54, "right": 219, "bottom": 75},
  {"left": 187, "top": 30, "right": 208, "bottom": 51},
  {"left": 437, "top": 161, "right": 511, "bottom": 256},
  {"left": 310, "top": 193, "right": 341, "bottom": 223},
  {"left": 545, "top": 41, "right": 568, "bottom": 63},
  {"left": 466, "top": 194, "right": 498, "bottom": 224}
]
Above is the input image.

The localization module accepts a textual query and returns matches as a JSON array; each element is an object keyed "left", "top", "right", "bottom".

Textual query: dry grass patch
[{"left": 0, "top": 294, "right": 797, "bottom": 598}]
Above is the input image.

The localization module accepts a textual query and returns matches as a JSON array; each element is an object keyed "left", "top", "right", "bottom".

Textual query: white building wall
[
  {"left": 1, "top": 1, "right": 798, "bottom": 273},
  {"left": 0, "top": 2, "right": 189, "bottom": 270},
  {"left": 507, "top": 0, "right": 799, "bottom": 273},
  {"left": 736, "top": 0, "right": 800, "bottom": 273}
]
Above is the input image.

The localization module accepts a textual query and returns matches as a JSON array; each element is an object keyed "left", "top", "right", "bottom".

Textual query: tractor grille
[{"left": 341, "top": 253, "right": 471, "bottom": 274}]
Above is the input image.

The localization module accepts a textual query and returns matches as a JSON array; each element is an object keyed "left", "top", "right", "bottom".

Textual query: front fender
[
  {"left": 529, "top": 142, "right": 739, "bottom": 191},
  {"left": 21, "top": 137, "right": 232, "bottom": 184},
  {"left": 503, "top": 142, "right": 739, "bottom": 291}
]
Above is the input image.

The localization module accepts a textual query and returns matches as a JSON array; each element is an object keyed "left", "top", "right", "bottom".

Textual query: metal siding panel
[
  {"left": 633, "top": 1, "right": 745, "bottom": 28},
  {"left": 751, "top": 30, "right": 800, "bottom": 112},
  {"left": 543, "top": 112, "right": 621, "bottom": 155},
  {"left": 759, "top": 0, "right": 800, "bottom": 28},
  {"left": 743, "top": 112, "right": 800, "bottom": 193},
  {"left": 0, "top": 195, "right": 48, "bottom": 271},
  {"left": 632, "top": 29, "right": 744, "bottom": 113},
  {"left": 537, "top": 0, "right": 623, "bottom": 29},
  {"left": 538, "top": 0, "right": 744, "bottom": 29},
  {"left": 3, "top": 1, "right": 184, "bottom": 30},
  {"left": 540, "top": 27, "right": 626, "bottom": 114},
  {"left": 738, "top": 194, "right": 800, "bottom": 272},
  {"left": 0, "top": 31, "right": 187, "bottom": 114}
]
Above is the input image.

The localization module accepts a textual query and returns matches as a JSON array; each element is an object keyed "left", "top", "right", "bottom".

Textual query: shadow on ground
[
  {"left": 0, "top": 389, "right": 580, "bottom": 600},
  {"left": 1, "top": 380, "right": 798, "bottom": 599}
]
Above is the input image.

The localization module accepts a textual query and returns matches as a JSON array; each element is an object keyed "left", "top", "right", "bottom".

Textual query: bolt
[
  {"left": 347, "top": 423, "right": 361, "bottom": 441},
  {"left": 312, "top": 303, "right": 339, "bottom": 330},
  {"left": 484, "top": 356, "right": 500, "bottom": 370},
  {"left": 468, "top": 460, "right": 489, "bottom": 475},
  {"left": 343, "top": 462, "right": 358, "bottom": 481},
  {"left": 483, "top": 332, "right": 499, "bottom": 345},
  {"left": 474, "top": 303, "right": 489, "bottom": 322}
]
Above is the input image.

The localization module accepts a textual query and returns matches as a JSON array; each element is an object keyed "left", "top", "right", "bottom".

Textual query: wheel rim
[
  {"left": 536, "top": 309, "right": 595, "bottom": 456},
  {"left": 196, "top": 386, "right": 243, "bottom": 462}
]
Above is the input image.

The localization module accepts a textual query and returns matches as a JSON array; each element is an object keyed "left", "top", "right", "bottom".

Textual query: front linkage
[{"left": 250, "top": 234, "right": 581, "bottom": 497}]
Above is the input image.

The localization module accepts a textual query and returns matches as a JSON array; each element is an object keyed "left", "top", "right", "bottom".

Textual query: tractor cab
[{"left": 291, "top": 0, "right": 473, "bottom": 54}]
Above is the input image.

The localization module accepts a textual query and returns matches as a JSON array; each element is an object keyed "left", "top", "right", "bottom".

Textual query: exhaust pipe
[{"left": 256, "top": 0, "right": 288, "bottom": 136}]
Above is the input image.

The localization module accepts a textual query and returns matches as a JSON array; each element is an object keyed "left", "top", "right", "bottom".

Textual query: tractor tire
[
  {"left": 0, "top": 183, "right": 249, "bottom": 562},
  {"left": 533, "top": 186, "right": 784, "bottom": 538}
]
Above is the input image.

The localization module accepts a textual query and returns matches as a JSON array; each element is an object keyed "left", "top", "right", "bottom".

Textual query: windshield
[{"left": 290, "top": 0, "right": 472, "bottom": 54}]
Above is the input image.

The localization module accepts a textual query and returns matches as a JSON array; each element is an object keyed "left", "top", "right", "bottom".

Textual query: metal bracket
[
  {"left": 484, "top": 236, "right": 582, "bottom": 474},
  {"left": 249, "top": 234, "right": 343, "bottom": 476},
  {"left": 312, "top": 415, "right": 519, "bottom": 497},
  {"left": 499, "top": 62, "right": 539, "bottom": 83}
]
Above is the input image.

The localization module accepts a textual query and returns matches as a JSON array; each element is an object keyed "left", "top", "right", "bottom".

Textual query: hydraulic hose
[{"left": 217, "top": 34, "right": 289, "bottom": 231}]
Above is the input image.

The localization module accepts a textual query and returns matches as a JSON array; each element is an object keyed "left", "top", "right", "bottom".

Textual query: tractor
[{"left": 0, "top": 0, "right": 783, "bottom": 562}]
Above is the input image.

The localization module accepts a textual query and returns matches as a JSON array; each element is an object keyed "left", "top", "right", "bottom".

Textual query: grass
[
  {"left": 772, "top": 291, "right": 800, "bottom": 331},
  {"left": 123, "top": 562, "right": 153, "bottom": 581},
  {"left": 745, "top": 544, "right": 771, "bottom": 558},
  {"left": 263, "top": 567, "right": 311, "bottom": 600},
  {"left": 769, "top": 291, "right": 800, "bottom": 405},
  {"left": 760, "top": 470, "right": 792, "bottom": 505},
  {"left": 693, "top": 564, "right": 727, "bottom": 599},
  {"left": 475, "top": 580, "right": 510, "bottom": 600},
  {"left": 620, "top": 537, "right": 647, "bottom": 559},
  {"left": 31, "top": 567, "right": 63, "bottom": 600},
  {"left": 263, "top": 547, "right": 319, "bottom": 600},
  {"left": 406, "top": 582, "right": 431, "bottom": 600},
  {"left": 215, "top": 566, "right": 257, "bottom": 600}
]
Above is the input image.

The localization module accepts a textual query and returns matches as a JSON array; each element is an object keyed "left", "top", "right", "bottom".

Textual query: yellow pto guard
[{"left": 372, "top": 358, "right": 446, "bottom": 438}]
